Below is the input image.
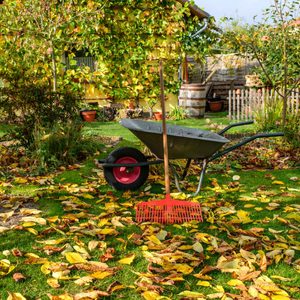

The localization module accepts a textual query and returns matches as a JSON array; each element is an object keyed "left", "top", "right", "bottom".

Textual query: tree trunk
[{"left": 51, "top": 43, "right": 57, "bottom": 92}]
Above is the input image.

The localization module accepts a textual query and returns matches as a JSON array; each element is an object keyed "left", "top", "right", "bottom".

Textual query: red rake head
[{"left": 135, "top": 195, "right": 203, "bottom": 224}]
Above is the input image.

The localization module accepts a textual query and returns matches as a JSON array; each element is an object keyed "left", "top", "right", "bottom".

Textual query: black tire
[{"left": 104, "top": 147, "right": 149, "bottom": 191}]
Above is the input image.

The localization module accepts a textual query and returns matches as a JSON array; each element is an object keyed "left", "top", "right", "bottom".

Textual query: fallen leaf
[
  {"left": 192, "top": 242, "right": 204, "bottom": 253},
  {"left": 7, "top": 292, "right": 27, "bottom": 300},
  {"left": 47, "top": 278, "right": 60, "bottom": 288},
  {"left": 118, "top": 254, "right": 135, "bottom": 265},
  {"left": 13, "top": 273, "right": 26, "bottom": 282},
  {"left": 227, "top": 279, "right": 244, "bottom": 286},
  {"left": 178, "top": 291, "right": 205, "bottom": 299},
  {"left": 65, "top": 252, "right": 87, "bottom": 264}
]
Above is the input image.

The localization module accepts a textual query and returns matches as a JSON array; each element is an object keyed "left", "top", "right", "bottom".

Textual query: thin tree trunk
[{"left": 51, "top": 42, "right": 57, "bottom": 92}]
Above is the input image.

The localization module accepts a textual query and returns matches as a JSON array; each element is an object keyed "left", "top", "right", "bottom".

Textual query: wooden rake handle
[{"left": 159, "top": 60, "right": 171, "bottom": 195}]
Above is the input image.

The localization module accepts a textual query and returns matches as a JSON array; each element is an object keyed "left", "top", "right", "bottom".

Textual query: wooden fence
[{"left": 228, "top": 88, "right": 299, "bottom": 120}]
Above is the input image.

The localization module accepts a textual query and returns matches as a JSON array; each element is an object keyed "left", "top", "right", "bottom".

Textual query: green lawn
[{"left": 0, "top": 116, "right": 299, "bottom": 300}]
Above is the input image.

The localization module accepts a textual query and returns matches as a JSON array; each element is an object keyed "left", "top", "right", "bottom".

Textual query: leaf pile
[{"left": 0, "top": 169, "right": 299, "bottom": 299}]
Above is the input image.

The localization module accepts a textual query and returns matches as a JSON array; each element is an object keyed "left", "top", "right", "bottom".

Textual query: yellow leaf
[
  {"left": 73, "top": 246, "right": 89, "bottom": 256},
  {"left": 196, "top": 280, "right": 211, "bottom": 287},
  {"left": 213, "top": 285, "right": 225, "bottom": 293},
  {"left": 236, "top": 210, "right": 252, "bottom": 223},
  {"left": 174, "top": 263, "right": 194, "bottom": 274},
  {"left": 0, "top": 259, "right": 15, "bottom": 277},
  {"left": 111, "top": 217, "right": 125, "bottom": 228},
  {"left": 74, "top": 276, "right": 94, "bottom": 286},
  {"left": 91, "top": 271, "right": 113, "bottom": 279},
  {"left": 21, "top": 217, "right": 47, "bottom": 225},
  {"left": 142, "top": 291, "right": 160, "bottom": 300},
  {"left": 255, "top": 207, "right": 263, "bottom": 211},
  {"left": 0, "top": 226, "right": 9, "bottom": 233},
  {"left": 270, "top": 276, "right": 292, "bottom": 282},
  {"left": 227, "top": 279, "right": 244, "bottom": 286},
  {"left": 178, "top": 245, "right": 193, "bottom": 250},
  {"left": 258, "top": 294, "right": 271, "bottom": 300},
  {"left": 82, "top": 193, "right": 94, "bottom": 199},
  {"left": 147, "top": 235, "right": 161, "bottom": 245},
  {"left": 178, "top": 291, "right": 205, "bottom": 299},
  {"left": 7, "top": 292, "right": 27, "bottom": 300},
  {"left": 37, "top": 238, "right": 67, "bottom": 245},
  {"left": 47, "top": 293, "right": 74, "bottom": 300},
  {"left": 14, "top": 177, "right": 28, "bottom": 184},
  {"left": 65, "top": 252, "right": 87, "bottom": 264},
  {"left": 22, "top": 222, "right": 37, "bottom": 227},
  {"left": 272, "top": 181, "right": 284, "bottom": 185},
  {"left": 118, "top": 254, "right": 135, "bottom": 265},
  {"left": 286, "top": 213, "right": 300, "bottom": 222},
  {"left": 271, "top": 296, "right": 290, "bottom": 300},
  {"left": 88, "top": 241, "right": 99, "bottom": 251},
  {"left": 98, "top": 218, "right": 109, "bottom": 227},
  {"left": 47, "top": 278, "right": 60, "bottom": 288},
  {"left": 248, "top": 286, "right": 259, "bottom": 297},
  {"left": 25, "top": 228, "right": 38, "bottom": 235},
  {"left": 192, "top": 242, "right": 203, "bottom": 253},
  {"left": 98, "top": 228, "right": 118, "bottom": 235}
]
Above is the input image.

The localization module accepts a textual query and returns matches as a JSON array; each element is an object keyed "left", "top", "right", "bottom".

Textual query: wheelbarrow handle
[
  {"left": 218, "top": 120, "right": 254, "bottom": 135},
  {"left": 209, "top": 132, "right": 284, "bottom": 161}
]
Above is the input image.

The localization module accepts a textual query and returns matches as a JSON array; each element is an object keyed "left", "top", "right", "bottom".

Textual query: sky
[{"left": 195, "top": 0, "right": 274, "bottom": 24}]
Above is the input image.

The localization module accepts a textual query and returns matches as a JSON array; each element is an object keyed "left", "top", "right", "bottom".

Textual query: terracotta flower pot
[
  {"left": 80, "top": 110, "right": 97, "bottom": 122},
  {"left": 154, "top": 112, "right": 163, "bottom": 120},
  {"left": 208, "top": 101, "right": 223, "bottom": 112}
]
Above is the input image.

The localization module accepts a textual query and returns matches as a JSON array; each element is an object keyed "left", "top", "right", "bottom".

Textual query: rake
[{"left": 135, "top": 60, "right": 203, "bottom": 224}]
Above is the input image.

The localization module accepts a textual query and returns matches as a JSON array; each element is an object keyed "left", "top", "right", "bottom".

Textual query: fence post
[
  {"left": 296, "top": 88, "right": 299, "bottom": 113},
  {"left": 233, "top": 89, "right": 236, "bottom": 121},
  {"left": 228, "top": 90, "right": 232, "bottom": 119}
]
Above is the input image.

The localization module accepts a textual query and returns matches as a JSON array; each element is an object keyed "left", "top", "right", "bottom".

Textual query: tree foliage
[
  {"left": 221, "top": 0, "right": 300, "bottom": 124},
  {"left": 0, "top": 0, "right": 216, "bottom": 99}
]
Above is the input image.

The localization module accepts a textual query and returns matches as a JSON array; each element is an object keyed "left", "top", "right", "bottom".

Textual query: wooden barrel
[{"left": 178, "top": 84, "right": 209, "bottom": 118}]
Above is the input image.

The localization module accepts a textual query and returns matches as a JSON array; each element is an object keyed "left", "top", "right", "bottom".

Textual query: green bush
[
  {"left": 254, "top": 96, "right": 300, "bottom": 147},
  {"left": 168, "top": 105, "right": 187, "bottom": 121},
  {"left": 254, "top": 95, "right": 283, "bottom": 132},
  {"left": 31, "top": 120, "right": 100, "bottom": 172},
  {"left": 0, "top": 85, "right": 102, "bottom": 172}
]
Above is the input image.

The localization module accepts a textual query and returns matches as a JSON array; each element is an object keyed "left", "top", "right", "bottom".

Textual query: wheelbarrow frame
[{"left": 98, "top": 120, "right": 284, "bottom": 196}]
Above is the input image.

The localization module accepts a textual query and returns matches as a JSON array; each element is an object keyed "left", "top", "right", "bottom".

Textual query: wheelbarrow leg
[
  {"left": 192, "top": 159, "right": 208, "bottom": 197},
  {"left": 172, "top": 159, "right": 208, "bottom": 197},
  {"left": 181, "top": 159, "right": 192, "bottom": 180}
]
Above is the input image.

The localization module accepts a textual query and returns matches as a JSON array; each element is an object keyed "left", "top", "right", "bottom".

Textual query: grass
[
  {"left": 0, "top": 115, "right": 299, "bottom": 299},
  {"left": 0, "top": 123, "right": 11, "bottom": 139}
]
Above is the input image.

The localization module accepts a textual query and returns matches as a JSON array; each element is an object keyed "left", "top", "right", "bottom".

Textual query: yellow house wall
[{"left": 83, "top": 83, "right": 178, "bottom": 112}]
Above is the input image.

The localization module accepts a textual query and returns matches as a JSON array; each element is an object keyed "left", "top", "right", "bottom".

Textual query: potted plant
[
  {"left": 208, "top": 94, "right": 224, "bottom": 112},
  {"left": 153, "top": 111, "right": 163, "bottom": 120},
  {"left": 80, "top": 103, "right": 98, "bottom": 122}
]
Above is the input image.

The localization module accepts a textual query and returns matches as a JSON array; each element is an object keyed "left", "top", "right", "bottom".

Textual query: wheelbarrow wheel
[{"left": 104, "top": 147, "right": 149, "bottom": 191}]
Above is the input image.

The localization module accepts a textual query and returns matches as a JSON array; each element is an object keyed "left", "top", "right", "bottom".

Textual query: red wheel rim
[{"left": 113, "top": 157, "right": 141, "bottom": 184}]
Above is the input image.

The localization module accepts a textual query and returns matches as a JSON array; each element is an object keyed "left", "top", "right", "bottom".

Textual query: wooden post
[{"left": 183, "top": 55, "right": 189, "bottom": 84}]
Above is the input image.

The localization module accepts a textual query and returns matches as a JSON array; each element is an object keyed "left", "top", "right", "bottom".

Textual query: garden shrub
[
  {"left": 0, "top": 85, "right": 100, "bottom": 172},
  {"left": 31, "top": 120, "right": 100, "bottom": 172},
  {"left": 254, "top": 96, "right": 300, "bottom": 148},
  {"left": 168, "top": 105, "right": 187, "bottom": 121}
]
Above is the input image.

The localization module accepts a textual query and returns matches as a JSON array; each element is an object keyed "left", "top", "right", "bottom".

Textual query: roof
[{"left": 177, "top": 0, "right": 210, "bottom": 19}]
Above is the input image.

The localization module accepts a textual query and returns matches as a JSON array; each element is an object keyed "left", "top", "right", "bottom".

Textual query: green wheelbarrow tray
[{"left": 120, "top": 119, "right": 230, "bottom": 160}]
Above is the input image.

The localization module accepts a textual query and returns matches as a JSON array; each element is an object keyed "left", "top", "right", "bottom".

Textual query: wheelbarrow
[{"left": 98, "top": 119, "right": 284, "bottom": 196}]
